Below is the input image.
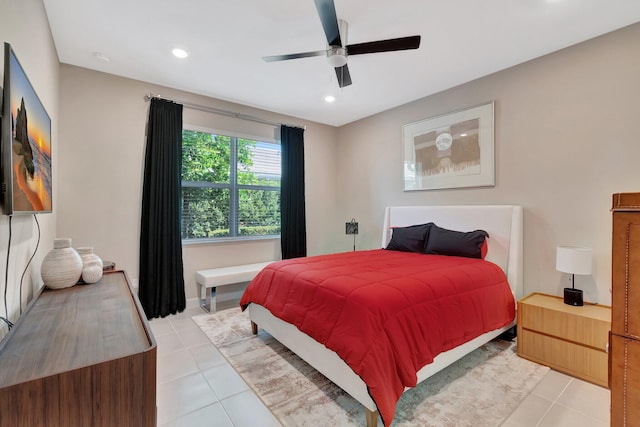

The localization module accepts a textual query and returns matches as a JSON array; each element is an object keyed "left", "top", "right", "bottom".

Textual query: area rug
[{"left": 193, "top": 308, "right": 549, "bottom": 426}]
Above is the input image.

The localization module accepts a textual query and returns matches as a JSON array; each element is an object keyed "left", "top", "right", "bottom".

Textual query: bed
[{"left": 240, "top": 205, "right": 523, "bottom": 427}]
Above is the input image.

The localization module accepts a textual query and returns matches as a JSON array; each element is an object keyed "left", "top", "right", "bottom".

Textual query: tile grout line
[
  {"left": 169, "top": 309, "right": 266, "bottom": 427},
  {"left": 190, "top": 310, "right": 285, "bottom": 426},
  {"left": 550, "top": 377, "right": 611, "bottom": 425},
  {"left": 551, "top": 400, "right": 610, "bottom": 425},
  {"left": 158, "top": 312, "right": 228, "bottom": 426},
  {"left": 534, "top": 378, "right": 574, "bottom": 427}
]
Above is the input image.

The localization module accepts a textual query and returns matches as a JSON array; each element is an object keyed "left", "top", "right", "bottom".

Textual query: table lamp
[{"left": 556, "top": 246, "right": 592, "bottom": 306}]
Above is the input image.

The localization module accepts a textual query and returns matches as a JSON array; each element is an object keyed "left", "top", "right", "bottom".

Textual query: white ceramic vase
[
  {"left": 77, "top": 247, "right": 104, "bottom": 284},
  {"left": 41, "top": 238, "right": 83, "bottom": 289}
]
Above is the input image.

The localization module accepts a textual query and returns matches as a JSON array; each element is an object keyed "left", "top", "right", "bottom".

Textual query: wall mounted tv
[{"left": 1, "top": 42, "right": 52, "bottom": 215}]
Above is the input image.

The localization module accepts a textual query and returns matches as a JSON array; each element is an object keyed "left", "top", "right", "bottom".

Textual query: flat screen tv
[{"left": 1, "top": 42, "right": 52, "bottom": 215}]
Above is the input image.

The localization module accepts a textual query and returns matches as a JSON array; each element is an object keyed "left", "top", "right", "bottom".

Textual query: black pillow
[
  {"left": 385, "top": 223, "right": 432, "bottom": 253},
  {"left": 423, "top": 223, "right": 489, "bottom": 259}
]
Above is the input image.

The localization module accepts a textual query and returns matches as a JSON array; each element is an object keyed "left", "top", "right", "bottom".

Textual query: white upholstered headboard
[{"left": 381, "top": 205, "right": 523, "bottom": 299}]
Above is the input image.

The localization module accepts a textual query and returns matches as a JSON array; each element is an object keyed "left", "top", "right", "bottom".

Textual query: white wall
[
  {"left": 57, "top": 65, "right": 340, "bottom": 302},
  {"left": 336, "top": 22, "right": 640, "bottom": 306},
  {"left": 0, "top": 0, "right": 59, "bottom": 339}
]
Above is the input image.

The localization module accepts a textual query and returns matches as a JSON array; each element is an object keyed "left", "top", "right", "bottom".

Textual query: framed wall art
[
  {"left": 402, "top": 102, "right": 494, "bottom": 191},
  {"left": 1, "top": 42, "right": 53, "bottom": 214}
]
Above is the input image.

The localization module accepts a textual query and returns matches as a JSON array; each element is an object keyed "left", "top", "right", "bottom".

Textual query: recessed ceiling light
[
  {"left": 172, "top": 48, "right": 188, "bottom": 59},
  {"left": 324, "top": 95, "right": 336, "bottom": 103},
  {"left": 460, "top": 133, "right": 468, "bottom": 137}
]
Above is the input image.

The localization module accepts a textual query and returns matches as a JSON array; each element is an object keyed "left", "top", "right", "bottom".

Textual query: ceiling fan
[{"left": 262, "top": 0, "right": 421, "bottom": 88}]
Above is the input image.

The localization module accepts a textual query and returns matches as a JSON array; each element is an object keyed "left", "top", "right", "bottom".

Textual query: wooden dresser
[
  {"left": 611, "top": 192, "right": 640, "bottom": 426},
  {"left": 0, "top": 270, "right": 156, "bottom": 427},
  {"left": 517, "top": 292, "right": 610, "bottom": 387}
]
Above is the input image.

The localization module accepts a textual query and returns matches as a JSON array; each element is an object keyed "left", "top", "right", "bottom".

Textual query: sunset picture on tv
[{"left": 2, "top": 43, "right": 52, "bottom": 214}]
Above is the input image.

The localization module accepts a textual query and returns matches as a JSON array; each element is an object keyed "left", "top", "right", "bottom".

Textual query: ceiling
[{"left": 43, "top": 0, "right": 640, "bottom": 127}]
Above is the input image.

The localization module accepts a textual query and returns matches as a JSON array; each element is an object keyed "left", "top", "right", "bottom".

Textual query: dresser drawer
[{"left": 519, "top": 330, "right": 608, "bottom": 386}]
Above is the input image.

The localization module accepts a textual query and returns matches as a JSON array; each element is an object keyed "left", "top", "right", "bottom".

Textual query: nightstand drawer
[
  {"left": 519, "top": 329, "right": 608, "bottom": 386},
  {"left": 517, "top": 293, "right": 611, "bottom": 387},
  {"left": 519, "top": 302, "right": 609, "bottom": 350}
]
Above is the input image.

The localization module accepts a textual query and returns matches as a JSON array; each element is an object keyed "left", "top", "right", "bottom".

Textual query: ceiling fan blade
[
  {"left": 313, "top": 0, "right": 342, "bottom": 47},
  {"left": 262, "top": 50, "right": 326, "bottom": 62},
  {"left": 335, "top": 64, "right": 352, "bottom": 88},
  {"left": 347, "top": 35, "right": 421, "bottom": 56}
]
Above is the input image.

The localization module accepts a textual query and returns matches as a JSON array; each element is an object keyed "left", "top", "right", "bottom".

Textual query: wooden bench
[{"left": 196, "top": 262, "right": 272, "bottom": 312}]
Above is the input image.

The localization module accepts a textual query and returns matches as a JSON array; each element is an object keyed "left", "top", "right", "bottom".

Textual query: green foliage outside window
[{"left": 181, "top": 130, "right": 281, "bottom": 240}]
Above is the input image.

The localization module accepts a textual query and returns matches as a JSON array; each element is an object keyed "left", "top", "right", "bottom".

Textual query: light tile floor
[{"left": 151, "top": 302, "right": 610, "bottom": 427}]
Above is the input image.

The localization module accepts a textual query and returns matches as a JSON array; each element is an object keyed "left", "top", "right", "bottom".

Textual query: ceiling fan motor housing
[{"left": 327, "top": 46, "right": 347, "bottom": 67}]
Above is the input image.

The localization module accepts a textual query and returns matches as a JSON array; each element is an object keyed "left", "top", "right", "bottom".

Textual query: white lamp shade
[{"left": 556, "top": 246, "right": 592, "bottom": 275}]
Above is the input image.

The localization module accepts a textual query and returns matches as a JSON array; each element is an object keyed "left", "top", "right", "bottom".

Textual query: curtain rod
[{"left": 143, "top": 93, "right": 305, "bottom": 130}]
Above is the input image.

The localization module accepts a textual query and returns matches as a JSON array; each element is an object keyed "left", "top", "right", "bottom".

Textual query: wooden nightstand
[{"left": 517, "top": 292, "right": 611, "bottom": 387}]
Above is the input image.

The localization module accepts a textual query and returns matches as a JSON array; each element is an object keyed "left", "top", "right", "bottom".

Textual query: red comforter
[{"left": 239, "top": 249, "right": 515, "bottom": 426}]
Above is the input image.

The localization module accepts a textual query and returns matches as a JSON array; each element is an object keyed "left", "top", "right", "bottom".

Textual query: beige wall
[
  {"left": 57, "top": 65, "right": 340, "bottom": 302},
  {"left": 0, "top": 0, "right": 59, "bottom": 339},
  {"left": 56, "top": 20, "right": 640, "bottom": 308},
  {"left": 337, "top": 22, "right": 640, "bottom": 306}
]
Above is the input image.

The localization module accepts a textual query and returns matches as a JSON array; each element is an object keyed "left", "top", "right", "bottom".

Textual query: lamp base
[{"left": 564, "top": 288, "right": 584, "bottom": 306}]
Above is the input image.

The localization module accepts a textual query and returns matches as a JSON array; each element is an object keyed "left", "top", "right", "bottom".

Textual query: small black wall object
[
  {"left": 345, "top": 218, "right": 358, "bottom": 251},
  {"left": 345, "top": 219, "right": 358, "bottom": 235}
]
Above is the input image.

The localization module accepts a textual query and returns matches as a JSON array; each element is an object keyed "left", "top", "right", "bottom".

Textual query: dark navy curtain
[
  {"left": 139, "top": 98, "right": 186, "bottom": 318},
  {"left": 280, "top": 125, "right": 307, "bottom": 259}
]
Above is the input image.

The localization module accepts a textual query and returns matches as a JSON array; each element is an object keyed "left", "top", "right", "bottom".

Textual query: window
[{"left": 181, "top": 129, "right": 281, "bottom": 241}]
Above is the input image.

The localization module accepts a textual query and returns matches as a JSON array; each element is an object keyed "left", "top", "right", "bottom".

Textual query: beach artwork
[{"left": 7, "top": 48, "right": 52, "bottom": 213}]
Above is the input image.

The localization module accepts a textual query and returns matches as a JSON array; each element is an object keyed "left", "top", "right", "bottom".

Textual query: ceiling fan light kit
[
  {"left": 326, "top": 47, "right": 347, "bottom": 67},
  {"left": 262, "top": 0, "right": 421, "bottom": 88}
]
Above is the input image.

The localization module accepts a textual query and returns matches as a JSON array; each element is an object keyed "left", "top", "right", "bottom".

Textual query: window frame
[{"left": 181, "top": 124, "right": 281, "bottom": 244}]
